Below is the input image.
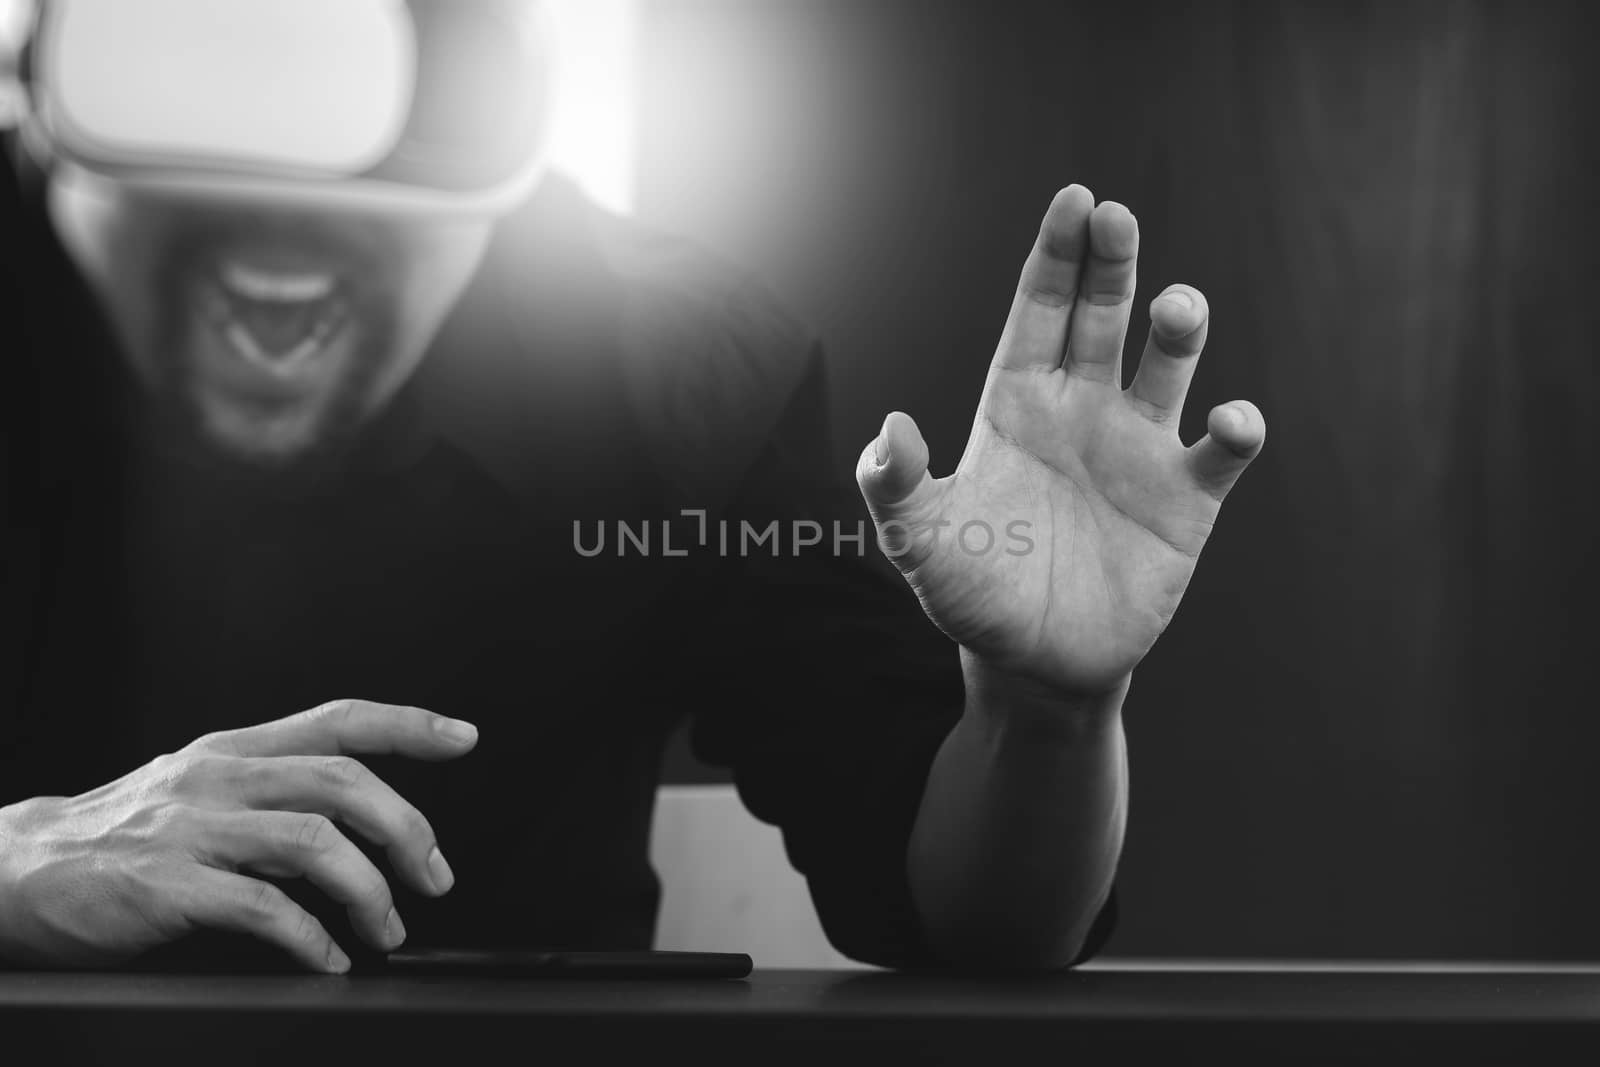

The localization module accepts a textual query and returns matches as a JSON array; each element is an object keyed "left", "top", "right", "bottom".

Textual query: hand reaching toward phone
[{"left": 0, "top": 700, "right": 477, "bottom": 973}]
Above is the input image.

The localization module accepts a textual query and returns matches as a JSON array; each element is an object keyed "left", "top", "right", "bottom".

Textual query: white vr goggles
[{"left": 17, "top": 0, "right": 556, "bottom": 216}]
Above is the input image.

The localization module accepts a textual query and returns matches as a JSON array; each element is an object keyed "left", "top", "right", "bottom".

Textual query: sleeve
[{"left": 681, "top": 343, "right": 1117, "bottom": 969}]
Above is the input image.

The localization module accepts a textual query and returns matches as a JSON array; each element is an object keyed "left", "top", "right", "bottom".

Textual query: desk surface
[{"left": 6, "top": 961, "right": 1600, "bottom": 1064}]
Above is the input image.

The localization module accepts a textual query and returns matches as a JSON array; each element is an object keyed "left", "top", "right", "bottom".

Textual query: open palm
[{"left": 857, "top": 186, "right": 1265, "bottom": 697}]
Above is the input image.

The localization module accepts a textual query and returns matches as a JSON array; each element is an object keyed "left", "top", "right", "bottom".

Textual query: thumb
[{"left": 856, "top": 410, "right": 934, "bottom": 520}]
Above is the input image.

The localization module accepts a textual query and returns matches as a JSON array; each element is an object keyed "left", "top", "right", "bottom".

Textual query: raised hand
[
  {"left": 857, "top": 186, "right": 1265, "bottom": 698},
  {"left": 0, "top": 700, "right": 476, "bottom": 972}
]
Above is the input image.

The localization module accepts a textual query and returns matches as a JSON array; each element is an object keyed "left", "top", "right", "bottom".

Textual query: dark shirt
[{"left": 1, "top": 152, "right": 1114, "bottom": 969}]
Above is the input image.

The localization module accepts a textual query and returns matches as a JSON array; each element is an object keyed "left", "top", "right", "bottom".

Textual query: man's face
[{"left": 49, "top": 165, "right": 495, "bottom": 466}]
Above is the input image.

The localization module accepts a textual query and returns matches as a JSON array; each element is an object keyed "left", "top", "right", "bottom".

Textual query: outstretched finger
[
  {"left": 182, "top": 868, "right": 349, "bottom": 974},
  {"left": 1188, "top": 401, "right": 1266, "bottom": 501},
  {"left": 1063, "top": 200, "right": 1139, "bottom": 385},
  {"left": 197, "top": 699, "right": 478, "bottom": 761},
  {"left": 230, "top": 754, "right": 452, "bottom": 897},
  {"left": 200, "top": 809, "right": 403, "bottom": 953},
  {"left": 992, "top": 185, "right": 1094, "bottom": 371},
  {"left": 1128, "top": 285, "right": 1210, "bottom": 423}
]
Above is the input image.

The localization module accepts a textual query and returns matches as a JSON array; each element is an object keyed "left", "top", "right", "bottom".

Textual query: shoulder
[
  {"left": 460, "top": 174, "right": 827, "bottom": 502},
  {"left": 598, "top": 199, "right": 824, "bottom": 501},
  {"left": 492, "top": 172, "right": 820, "bottom": 377}
]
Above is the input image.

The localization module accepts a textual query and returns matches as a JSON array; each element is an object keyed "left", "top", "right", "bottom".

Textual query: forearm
[
  {"left": 0, "top": 797, "right": 49, "bottom": 965},
  {"left": 907, "top": 650, "right": 1128, "bottom": 969}
]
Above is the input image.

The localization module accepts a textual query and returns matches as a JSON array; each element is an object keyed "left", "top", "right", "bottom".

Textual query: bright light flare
[{"left": 544, "top": 0, "right": 637, "bottom": 216}]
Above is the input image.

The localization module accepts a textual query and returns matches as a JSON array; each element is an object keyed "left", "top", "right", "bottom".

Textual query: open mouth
[{"left": 203, "top": 258, "right": 353, "bottom": 375}]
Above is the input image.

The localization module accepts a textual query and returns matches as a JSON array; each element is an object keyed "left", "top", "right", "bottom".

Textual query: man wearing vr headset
[{"left": 0, "top": 0, "right": 1265, "bottom": 974}]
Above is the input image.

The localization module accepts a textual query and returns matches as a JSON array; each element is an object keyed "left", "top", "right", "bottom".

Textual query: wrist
[{"left": 959, "top": 648, "right": 1128, "bottom": 742}]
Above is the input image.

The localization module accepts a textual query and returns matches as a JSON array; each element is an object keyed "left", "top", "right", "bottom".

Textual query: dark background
[{"left": 638, "top": 0, "right": 1599, "bottom": 959}]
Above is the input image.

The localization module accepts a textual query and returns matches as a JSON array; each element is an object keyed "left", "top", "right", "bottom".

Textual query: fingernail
[
  {"left": 428, "top": 846, "right": 455, "bottom": 893},
  {"left": 1221, "top": 405, "right": 1244, "bottom": 427},
  {"left": 385, "top": 907, "right": 406, "bottom": 948},
  {"left": 1161, "top": 289, "right": 1193, "bottom": 309},
  {"left": 874, "top": 433, "right": 890, "bottom": 465},
  {"left": 327, "top": 943, "right": 351, "bottom": 974},
  {"left": 437, "top": 718, "right": 478, "bottom": 745}
]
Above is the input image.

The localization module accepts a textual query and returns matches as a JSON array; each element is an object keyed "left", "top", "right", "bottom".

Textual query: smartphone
[{"left": 383, "top": 948, "right": 753, "bottom": 979}]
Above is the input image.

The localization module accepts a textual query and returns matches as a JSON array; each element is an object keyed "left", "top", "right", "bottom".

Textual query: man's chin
[{"left": 193, "top": 396, "right": 338, "bottom": 469}]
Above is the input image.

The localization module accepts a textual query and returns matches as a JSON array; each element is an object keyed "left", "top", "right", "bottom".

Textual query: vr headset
[{"left": 15, "top": 0, "right": 555, "bottom": 216}]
